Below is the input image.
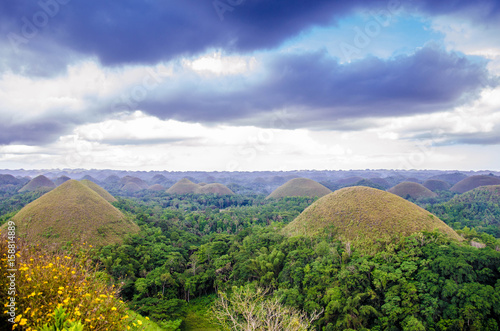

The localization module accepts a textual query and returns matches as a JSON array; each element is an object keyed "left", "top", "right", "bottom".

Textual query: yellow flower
[
  {"left": 145, "top": 316, "right": 150, "bottom": 320},
  {"left": 137, "top": 320, "right": 142, "bottom": 325},
  {"left": 20, "top": 319, "right": 27, "bottom": 326},
  {"left": 111, "top": 307, "right": 117, "bottom": 311}
]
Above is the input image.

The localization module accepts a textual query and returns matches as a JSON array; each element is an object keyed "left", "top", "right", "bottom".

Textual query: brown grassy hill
[
  {"left": 283, "top": 187, "right": 461, "bottom": 246},
  {"left": 122, "top": 182, "right": 143, "bottom": 193},
  {"left": 151, "top": 174, "right": 168, "bottom": 184},
  {"left": 0, "top": 174, "right": 20, "bottom": 186},
  {"left": 450, "top": 175, "right": 500, "bottom": 194},
  {"left": 148, "top": 184, "right": 165, "bottom": 191},
  {"left": 166, "top": 178, "right": 200, "bottom": 194},
  {"left": 196, "top": 183, "right": 234, "bottom": 195},
  {"left": 120, "top": 176, "right": 148, "bottom": 189},
  {"left": 7, "top": 180, "right": 139, "bottom": 247},
  {"left": 80, "top": 179, "right": 117, "bottom": 203},
  {"left": 54, "top": 176, "right": 71, "bottom": 186},
  {"left": 267, "top": 178, "right": 332, "bottom": 199},
  {"left": 103, "top": 175, "right": 120, "bottom": 184},
  {"left": 18, "top": 175, "right": 56, "bottom": 192},
  {"left": 388, "top": 182, "right": 437, "bottom": 199},
  {"left": 423, "top": 179, "right": 451, "bottom": 192}
]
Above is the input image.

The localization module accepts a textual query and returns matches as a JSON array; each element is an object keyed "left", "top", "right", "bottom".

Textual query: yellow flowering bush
[{"left": 0, "top": 233, "right": 144, "bottom": 330}]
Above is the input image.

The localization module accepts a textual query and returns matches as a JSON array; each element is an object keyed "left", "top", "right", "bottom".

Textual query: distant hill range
[
  {"left": 6, "top": 180, "right": 138, "bottom": 247},
  {"left": 428, "top": 172, "right": 468, "bottom": 185},
  {"left": 283, "top": 187, "right": 461, "bottom": 247},
  {"left": 267, "top": 178, "right": 332, "bottom": 199}
]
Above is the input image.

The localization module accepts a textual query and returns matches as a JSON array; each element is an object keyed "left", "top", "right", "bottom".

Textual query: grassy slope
[
  {"left": 7, "top": 180, "right": 139, "bottom": 247},
  {"left": 450, "top": 185, "right": 500, "bottom": 204},
  {"left": 182, "top": 296, "right": 219, "bottom": 331},
  {"left": 195, "top": 183, "right": 234, "bottom": 195},
  {"left": 167, "top": 178, "right": 200, "bottom": 194},
  {"left": 284, "top": 186, "right": 461, "bottom": 244},
  {"left": 388, "top": 182, "right": 437, "bottom": 199},
  {"left": 80, "top": 179, "right": 117, "bottom": 202},
  {"left": 267, "top": 178, "right": 332, "bottom": 199},
  {"left": 450, "top": 175, "right": 500, "bottom": 193}
]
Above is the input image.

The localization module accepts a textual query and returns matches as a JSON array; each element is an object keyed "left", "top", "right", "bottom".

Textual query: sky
[{"left": 0, "top": 0, "right": 500, "bottom": 171}]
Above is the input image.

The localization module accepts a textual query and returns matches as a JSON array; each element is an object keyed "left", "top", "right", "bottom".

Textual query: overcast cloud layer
[{"left": 1, "top": 0, "right": 500, "bottom": 171}]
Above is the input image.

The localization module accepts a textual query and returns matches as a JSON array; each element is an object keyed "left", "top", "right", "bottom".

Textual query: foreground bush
[{"left": 0, "top": 232, "right": 139, "bottom": 330}]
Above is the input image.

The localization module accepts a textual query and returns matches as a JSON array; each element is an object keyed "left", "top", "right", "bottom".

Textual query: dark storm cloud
[
  {"left": 407, "top": 0, "right": 500, "bottom": 23},
  {"left": 2, "top": 0, "right": 498, "bottom": 69},
  {"left": 0, "top": 0, "right": 367, "bottom": 67},
  {"left": 0, "top": 121, "right": 70, "bottom": 145},
  {"left": 140, "top": 46, "right": 496, "bottom": 128}
]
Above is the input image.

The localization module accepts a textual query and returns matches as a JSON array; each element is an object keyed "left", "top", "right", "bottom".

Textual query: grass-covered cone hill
[
  {"left": 195, "top": 183, "right": 234, "bottom": 195},
  {"left": 388, "top": 181, "right": 437, "bottom": 199},
  {"left": 267, "top": 178, "right": 332, "bottom": 199},
  {"left": 451, "top": 175, "right": 500, "bottom": 193},
  {"left": 18, "top": 175, "right": 55, "bottom": 193},
  {"left": 166, "top": 178, "right": 200, "bottom": 194},
  {"left": 283, "top": 186, "right": 462, "bottom": 246},
  {"left": 4, "top": 180, "right": 139, "bottom": 247},
  {"left": 423, "top": 179, "right": 451, "bottom": 192}
]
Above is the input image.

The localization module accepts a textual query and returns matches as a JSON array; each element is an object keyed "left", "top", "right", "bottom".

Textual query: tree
[{"left": 211, "top": 285, "right": 322, "bottom": 331}]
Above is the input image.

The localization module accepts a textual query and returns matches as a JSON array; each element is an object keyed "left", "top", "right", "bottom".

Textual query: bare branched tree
[{"left": 211, "top": 286, "right": 323, "bottom": 331}]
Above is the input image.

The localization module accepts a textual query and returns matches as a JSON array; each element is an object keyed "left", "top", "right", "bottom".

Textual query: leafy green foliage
[
  {"left": 429, "top": 185, "right": 500, "bottom": 237},
  {"left": 40, "top": 308, "right": 84, "bottom": 331}
]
